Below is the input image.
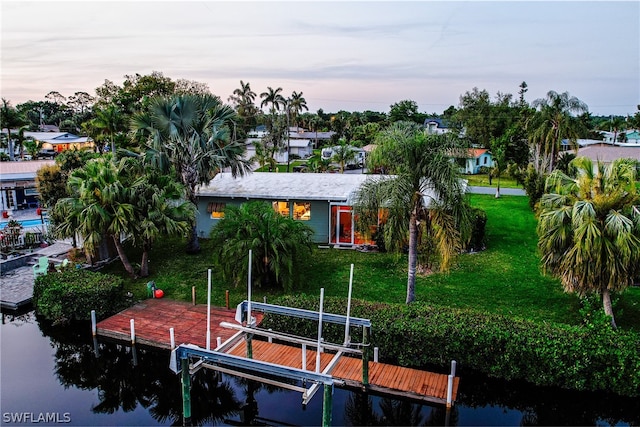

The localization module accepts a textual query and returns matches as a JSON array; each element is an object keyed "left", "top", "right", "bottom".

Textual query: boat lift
[{"left": 170, "top": 256, "right": 370, "bottom": 426}]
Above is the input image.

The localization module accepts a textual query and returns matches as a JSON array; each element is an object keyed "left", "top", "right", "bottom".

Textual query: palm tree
[
  {"left": 229, "top": 80, "right": 256, "bottom": 108},
  {"left": 353, "top": 122, "right": 472, "bottom": 303},
  {"left": 306, "top": 154, "right": 332, "bottom": 173},
  {"left": 331, "top": 142, "right": 356, "bottom": 173},
  {"left": 289, "top": 91, "right": 308, "bottom": 127},
  {"left": 528, "top": 90, "right": 588, "bottom": 173},
  {"left": 93, "top": 105, "right": 124, "bottom": 156},
  {"left": 209, "top": 201, "right": 314, "bottom": 291},
  {"left": 131, "top": 94, "right": 251, "bottom": 254},
  {"left": 118, "top": 156, "right": 195, "bottom": 277},
  {"left": 0, "top": 98, "right": 28, "bottom": 161},
  {"left": 55, "top": 156, "right": 137, "bottom": 275},
  {"left": 537, "top": 156, "right": 640, "bottom": 329},
  {"left": 250, "top": 141, "right": 277, "bottom": 171},
  {"left": 259, "top": 87, "right": 286, "bottom": 115}
]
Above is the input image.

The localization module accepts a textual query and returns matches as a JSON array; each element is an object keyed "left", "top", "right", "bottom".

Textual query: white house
[
  {"left": 423, "top": 118, "right": 451, "bottom": 135},
  {"left": 458, "top": 148, "right": 494, "bottom": 174}
]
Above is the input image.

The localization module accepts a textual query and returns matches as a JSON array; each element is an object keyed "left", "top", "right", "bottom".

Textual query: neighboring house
[
  {"left": 321, "top": 145, "right": 366, "bottom": 168},
  {"left": 0, "top": 160, "right": 54, "bottom": 212},
  {"left": 457, "top": 148, "right": 494, "bottom": 174},
  {"left": 576, "top": 145, "right": 640, "bottom": 166},
  {"left": 290, "top": 129, "right": 336, "bottom": 148},
  {"left": 196, "top": 172, "right": 378, "bottom": 246},
  {"left": 423, "top": 118, "right": 450, "bottom": 135},
  {"left": 0, "top": 131, "right": 94, "bottom": 157}
]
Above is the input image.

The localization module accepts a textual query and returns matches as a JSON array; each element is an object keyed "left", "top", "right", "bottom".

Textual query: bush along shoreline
[
  {"left": 33, "top": 269, "right": 127, "bottom": 325},
  {"left": 263, "top": 295, "right": 640, "bottom": 397}
]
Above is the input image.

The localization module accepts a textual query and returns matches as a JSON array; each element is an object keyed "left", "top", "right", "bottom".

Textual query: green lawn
[
  {"left": 106, "top": 194, "right": 640, "bottom": 331},
  {"left": 464, "top": 173, "right": 521, "bottom": 188}
]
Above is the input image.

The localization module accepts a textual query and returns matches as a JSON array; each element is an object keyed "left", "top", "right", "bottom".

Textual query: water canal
[{"left": 1, "top": 309, "right": 638, "bottom": 426}]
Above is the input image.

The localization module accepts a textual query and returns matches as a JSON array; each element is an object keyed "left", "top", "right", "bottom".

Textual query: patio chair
[{"left": 33, "top": 256, "right": 49, "bottom": 278}]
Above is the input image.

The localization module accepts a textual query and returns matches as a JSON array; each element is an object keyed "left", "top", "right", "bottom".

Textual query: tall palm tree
[
  {"left": 528, "top": 90, "right": 588, "bottom": 173},
  {"left": 537, "top": 156, "right": 640, "bottom": 328},
  {"left": 0, "top": 98, "right": 28, "bottom": 161},
  {"left": 259, "top": 87, "right": 286, "bottom": 115},
  {"left": 131, "top": 94, "right": 251, "bottom": 254},
  {"left": 93, "top": 105, "right": 124, "bottom": 156},
  {"left": 289, "top": 91, "right": 308, "bottom": 127},
  {"left": 353, "top": 122, "right": 472, "bottom": 303},
  {"left": 229, "top": 80, "right": 256, "bottom": 107}
]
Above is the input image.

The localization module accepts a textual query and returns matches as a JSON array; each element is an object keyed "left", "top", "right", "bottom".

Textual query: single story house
[
  {"left": 196, "top": 172, "right": 378, "bottom": 246},
  {"left": 0, "top": 160, "right": 54, "bottom": 212},
  {"left": 5, "top": 132, "right": 94, "bottom": 157},
  {"left": 576, "top": 145, "right": 640, "bottom": 166},
  {"left": 458, "top": 148, "right": 494, "bottom": 174}
]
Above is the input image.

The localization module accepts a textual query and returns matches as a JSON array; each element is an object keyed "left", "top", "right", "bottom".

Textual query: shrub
[
  {"left": 33, "top": 268, "right": 126, "bottom": 324},
  {"left": 466, "top": 207, "right": 487, "bottom": 251},
  {"left": 262, "top": 295, "right": 640, "bottom": 397}
]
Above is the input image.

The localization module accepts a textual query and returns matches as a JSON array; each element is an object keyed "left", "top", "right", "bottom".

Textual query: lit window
[
  {"left": 208, "top": 202, "right": 225, "bottom": 218},
  {"left": 272, "top": 201, "right": 289, "bottom": 216},
  {"left": 293, "top": 202, "right": 311, "bottom": 220}
]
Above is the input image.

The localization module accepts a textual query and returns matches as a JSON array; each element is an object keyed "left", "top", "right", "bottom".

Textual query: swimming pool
[{"left": 0, "top": 218, "right": 49, "bottom": 228}]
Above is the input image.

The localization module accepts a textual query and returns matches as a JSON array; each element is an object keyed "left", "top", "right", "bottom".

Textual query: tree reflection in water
[
  {"left": 37, "top": 315, "right": 242, "bottom": 426},
  {"left": 344, "top": 391, "right": 457, "bottom": 426}
]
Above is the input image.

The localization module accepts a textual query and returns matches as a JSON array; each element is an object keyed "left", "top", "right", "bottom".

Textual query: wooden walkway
[
  {"left": 96, "top": 299, "right": 262, "bottom": 349},
  {"left": 97, "top": 299, "right": 458, "bottom": 405},
  {"left": 227, "top": 340, "right": 459, "bottom": 405}
]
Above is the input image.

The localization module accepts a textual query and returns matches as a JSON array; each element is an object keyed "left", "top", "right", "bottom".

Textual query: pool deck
[{"left": 1, "top": 208, "right": 72, "bottom": 310}]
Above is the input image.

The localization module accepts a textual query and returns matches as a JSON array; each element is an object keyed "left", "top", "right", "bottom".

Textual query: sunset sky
[{"left": 2, "top": 1, "right": 638, "bottom": 116}]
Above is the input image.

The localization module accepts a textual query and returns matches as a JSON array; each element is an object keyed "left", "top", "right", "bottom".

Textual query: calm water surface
[{"left": 1, "top": 310, "right": 638, "bottom": 426}]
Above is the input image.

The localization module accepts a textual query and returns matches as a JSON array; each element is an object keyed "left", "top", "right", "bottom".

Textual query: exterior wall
[
  {"left": 196, "top": 197, "right": 331, "bottom": 244},
  {"left": 465, "top": 153, "right": 494, "bottom": 174}
]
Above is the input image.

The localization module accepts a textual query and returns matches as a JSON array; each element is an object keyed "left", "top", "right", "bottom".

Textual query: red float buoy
[{"left": 154, "top": 289, "right": 164, "bottom": 298}]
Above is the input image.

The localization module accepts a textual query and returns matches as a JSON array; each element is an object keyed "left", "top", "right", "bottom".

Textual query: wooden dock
[
  {"left": 227, "top": 340, "right": 459, "bottom": 405},
  {"left": 98, "top": 299, "right": 459, "bottom": 406},
  {"left": 96, "top": 299, "right": 262, "bottom": 349}
]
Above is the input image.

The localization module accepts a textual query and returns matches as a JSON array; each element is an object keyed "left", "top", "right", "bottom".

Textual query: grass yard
[
  {"left": 106, "top": 195, "right": 640, "bottom": 331},
  {"left": 464, "top": 173, "right": 521, "bottom": 188}
]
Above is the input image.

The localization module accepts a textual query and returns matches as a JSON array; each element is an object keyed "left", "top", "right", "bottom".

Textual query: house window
[
  {"left": 207, "top": 202, "right": 225, "bottom": 219},
  {"left": 476, "top": 158, "right": 479, "bottom": 166},
  {"left": 483, "top": 156, "right": 487, "bottom": 165},
  {"left": 272, "top": 201, "right": 289, "bottom": 217},
  {"left": 293, "top": 202, "right": 311, "bottom": 220}
]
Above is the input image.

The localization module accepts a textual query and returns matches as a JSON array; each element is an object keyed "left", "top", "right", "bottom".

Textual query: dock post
[
  {"left": 181, "top": 357, "right": 192, "bottom": 426},
  {"left": 91, "top": 310, "right": 97, "bottom": 337},
  {"left": 206, "top": 269, "right": 212, "bottom": 350},
  {"left": 130, "top": 319, "right": 135, "bottom": 345},
  {"left": 362, "top": 326, "right": 370, "bottom": 386},
  {"left": 446, "top": 374, "right": 453, "bottom": 408},
  {"left": 373, "top": 347, "right": 379, "bottom": 363},
  {"left": 192, "top": 286, "right": 196, "bottom": 305},
  {"left": 268, "top": 329, "right": 273, "bottom": 343},
  {"left": 322, "top": 383, "right": 333, "bottom": 427},
  {"left": 170, "top": 328, "right": 175, "bottom": 349},
  {"left": 225, "top": 290, "right": 229, "bottom": 309},
  {"left": 450, "top": 359, "right": 457, "bottom": 377},
  {"left": 302, "top": 344, "right": 307, "bottom": 370},
  {"left": 216, "top": 337, "right": 222, "bottom": 348}
]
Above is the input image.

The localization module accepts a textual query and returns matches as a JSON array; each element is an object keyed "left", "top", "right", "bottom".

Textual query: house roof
[
  {"left": 0, "top": 160, "right": 55, "bottom": 182},
  {"left": 576, "top": 145, "right": 640, "bottom": 163},
  {"left": 289, "top": 139, "right": 311, "bottom": 148},
  {"left": 469, "top": 148, "right": 489, "bottom": 158},
  {"left": 197, "top": 172, "right": 373, "bottom": 203},
  {"left": 423, "top": 117, "right": 449, "bottom": 128},
  {"left": 292, "top": 131, "right": 335, "bottom": 140}
]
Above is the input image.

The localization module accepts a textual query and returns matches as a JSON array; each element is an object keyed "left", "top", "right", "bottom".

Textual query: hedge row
[
  {"left": 262, "top": 295, "right": 640, "bottom": 397},
  {"left": 33, "top": 269, "right": 126, "bottom": 324}
]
